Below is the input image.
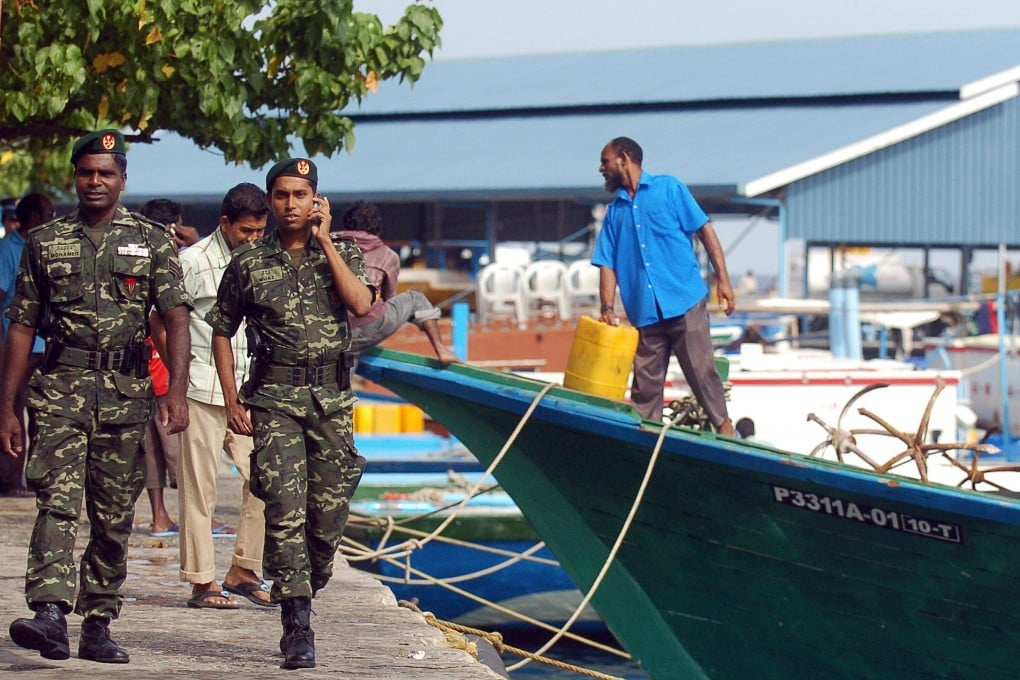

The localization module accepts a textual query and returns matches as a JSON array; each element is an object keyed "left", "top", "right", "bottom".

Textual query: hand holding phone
[{"left": 310, "top": 193, "right": 328, "bottom": 238}]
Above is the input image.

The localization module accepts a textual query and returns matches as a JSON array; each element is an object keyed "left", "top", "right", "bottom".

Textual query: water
[{"left": 497, "top": 632, "right": 650, "bottom": 679}]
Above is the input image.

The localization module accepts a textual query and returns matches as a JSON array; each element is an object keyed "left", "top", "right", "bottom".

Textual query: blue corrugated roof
[
  {"left": 126, "top": 101, "right": 949, "bottom": 201},
  {"left": 122, "top": 29, "right": 1020, "bottom": 208},
  {"left": 353, "top": 29, "right": 1020, "bottom": 114}
]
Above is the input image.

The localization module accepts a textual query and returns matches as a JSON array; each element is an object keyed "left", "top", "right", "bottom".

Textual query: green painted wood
[{"left": 359, "top": 349, "right": 1020, "bottom": 680}]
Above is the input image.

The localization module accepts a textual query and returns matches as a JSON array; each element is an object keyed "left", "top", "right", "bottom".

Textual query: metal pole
[
  {"left": 997, "top": 244, "right": 1013, "bottom": 458},
  {"left": 452, "top": 302, "right": 469, "bottom": 361}
]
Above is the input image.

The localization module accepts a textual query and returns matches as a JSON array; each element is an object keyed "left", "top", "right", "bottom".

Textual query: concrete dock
[{"left": 0, "top": 463, "right": 503, "bottom": 678}]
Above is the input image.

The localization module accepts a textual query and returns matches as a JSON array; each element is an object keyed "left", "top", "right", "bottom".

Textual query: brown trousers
[{"left": 630, "top": 298, "right": 729, "bottom": 426}]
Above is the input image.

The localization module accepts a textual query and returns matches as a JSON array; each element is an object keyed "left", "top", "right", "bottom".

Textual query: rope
[
  {"left": 349, "top": 535, "right": 626, "bottom": 654},
  {"left": 340, "top": 382, "right": 557, "bottom": 565},
  {"left": 342, "top": 378, "right": 632, "bottom": 657},
  {"left": 348, "top": 379, "right": 658, "bottom": 670},
  {"left": 399, "top": 600, "right": 625, "bottom": 680},
  {"left": 949, "top": 351, "right": 1004, "bottom": 378},
  {"left": 505, "top": 404, "right": 679, "bottom": 672},
  {"left": 342, "top": 531, "right": 557, "bottom": 585}
]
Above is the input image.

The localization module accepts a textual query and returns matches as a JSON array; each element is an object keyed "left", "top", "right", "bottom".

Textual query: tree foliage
[{"left": 0, "top": 0, "right": 442, "bottom": 197}]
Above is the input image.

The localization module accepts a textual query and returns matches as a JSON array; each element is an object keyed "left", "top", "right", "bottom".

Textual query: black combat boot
[
  {"left": 78, "top": 617, "right": 129, "bottom": 664},
  {"left": 280, "top": 597, "right": 315, "bottom": 669},
  {"left": 9, "top": 603, "right": 70, "bottom": 660}
]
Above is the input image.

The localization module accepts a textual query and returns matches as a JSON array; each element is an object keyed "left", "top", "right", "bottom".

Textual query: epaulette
[
  {"left": 129, "top": 211, "right": 172, "bottom": 234},
  {"left": 26, "top": 220, "right": 55, "bottom": 237},
  {"left": 24, "top": 212, "right": 70, "bottom": 237}
]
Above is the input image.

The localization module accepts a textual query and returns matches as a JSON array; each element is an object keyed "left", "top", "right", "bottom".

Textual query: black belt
[
  {"left": 265, "top": 362, "right": 340, "bottom": 387},
  {"left": 51, "top": 344, "right": 129, "bottom": 370}
]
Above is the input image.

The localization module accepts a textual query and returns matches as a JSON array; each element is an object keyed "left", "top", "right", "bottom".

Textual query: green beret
[
  {"left": 70, "top": 129, "right": 126, "bottom": 165},
  {"left": 266, "top": 158, "right": 318, "bottom": 191}
]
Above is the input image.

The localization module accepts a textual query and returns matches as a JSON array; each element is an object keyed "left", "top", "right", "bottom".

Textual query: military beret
[
  {"left": 71, "top": 129, "right": 127, "bottom": 165},
  {"left": 266, "top": 158, "right": 318, "bottom": 191}
]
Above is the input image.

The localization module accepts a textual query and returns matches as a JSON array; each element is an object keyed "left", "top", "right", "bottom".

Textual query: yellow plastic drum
[
  {"left": 353, "top": 404, "right": 374, "bottom": 433},
  {"left": 564, "top": 316, "right": 639, "bottom": 400},
  {"left": 372, "top": 403, "right": 402, "bottom": 434},
  {"left": 400, "top": 404, "right": 426, "bottom": 433}
]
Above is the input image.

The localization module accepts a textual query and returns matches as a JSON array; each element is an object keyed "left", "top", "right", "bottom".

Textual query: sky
[
  {"left": 354, "top": 0, "right": 1020, "bottom": 284},
  {"left": 360, "top": 0, "right": 1020, "bottom": 60}
]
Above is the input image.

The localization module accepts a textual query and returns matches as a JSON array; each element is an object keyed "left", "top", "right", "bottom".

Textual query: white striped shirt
[{"left": 180, "top": 229, "right": 249, "bottom": 406}]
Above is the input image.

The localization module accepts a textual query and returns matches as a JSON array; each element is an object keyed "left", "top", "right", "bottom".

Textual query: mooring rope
[
  {"left": 347, "top": 533, "right": 627, "bottom": 655},
  {"left": 504, "top": 403, "right": 680, "bottom": 672},
  {"left": 399, "top": 599, "right": 625, "bottom": 680},
  {"left": 339, "top": 381, "right": 558, "bottom": 565}
]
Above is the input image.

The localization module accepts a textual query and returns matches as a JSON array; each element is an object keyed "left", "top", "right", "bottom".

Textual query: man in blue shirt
[
  {"left": 0, "top": 193, "right": 52, "bottom": 496},
  {"left": 592, "top": 137, "right": 736, "bottom": 436}
]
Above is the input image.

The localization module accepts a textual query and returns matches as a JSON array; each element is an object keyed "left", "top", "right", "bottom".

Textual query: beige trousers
[{"left": 178, "top": 397, "right": 264, "bottom": 583}]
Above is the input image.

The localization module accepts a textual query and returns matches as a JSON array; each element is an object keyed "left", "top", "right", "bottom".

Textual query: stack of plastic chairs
[
  {"left": 523, "top": 260, "right": 570, "bottom": 320},
  {"left": 565, "top": 260, "right": 601, "bottom": 319},
  {"left": 476, "top": 262, "right": 528, "bottom": 326}
]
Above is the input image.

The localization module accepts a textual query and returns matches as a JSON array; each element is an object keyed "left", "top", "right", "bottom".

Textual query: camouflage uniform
[
  {"left": 206, "top": 229, "right": 368, "bottom": 601},
  {"left": 6, "top": 205, "right": 191, "bottom": 619}
]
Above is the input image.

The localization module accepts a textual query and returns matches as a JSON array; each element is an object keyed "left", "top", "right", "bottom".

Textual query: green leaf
[{"left": 0, "top": 0, "right": 443, "bottom": 196}]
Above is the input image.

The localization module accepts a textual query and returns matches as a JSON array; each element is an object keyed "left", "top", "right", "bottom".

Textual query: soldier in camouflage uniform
[
  {"left": 0, "top": 129, "right": 192, "bottom": 664},
  {"left": 206, "top": 158, "right": 373, "bottom": 670}
]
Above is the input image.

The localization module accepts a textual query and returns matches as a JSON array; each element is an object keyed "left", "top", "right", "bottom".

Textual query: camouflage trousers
[
  {"left": 23, "top": 408, "right": 147, "bottom": 619},
  {"left": 249, "top": 405, "right": 365, "bottom": 602}
]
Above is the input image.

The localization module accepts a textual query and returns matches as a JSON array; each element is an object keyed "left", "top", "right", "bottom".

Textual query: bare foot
[
  {"left": 435, "top": 346, "right": 461, "bottom": 367},
  {"left": 151, "top": 522, "right": 173, "bottom": 534},
  {"left": 717, "top": 418, "right": 735, "bottom": 437}
]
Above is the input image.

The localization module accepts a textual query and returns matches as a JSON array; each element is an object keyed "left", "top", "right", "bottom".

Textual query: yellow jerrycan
[{"left": 563, "top": 316, "right": 639, "bottom": 400}]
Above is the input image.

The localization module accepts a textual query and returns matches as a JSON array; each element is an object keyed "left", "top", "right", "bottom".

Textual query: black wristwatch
[{"left": 600, "top": 304, "right": 614, "bottom": 313}]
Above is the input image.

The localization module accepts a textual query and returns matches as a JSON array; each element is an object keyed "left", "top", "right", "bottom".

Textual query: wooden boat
[{"left": 357, "top": 347, "right": 1020, "bottom": 680}]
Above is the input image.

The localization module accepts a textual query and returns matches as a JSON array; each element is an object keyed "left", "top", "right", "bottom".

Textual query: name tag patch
[
  {"left": 253, "top": 267, "right": 284, "bottom": 284},
  {"left": 118, "top": 244, "right": 150, "bottom": 257},
  {"left": 772, "top": 485, "right": 962, "bottom": 544},
  {"left": 49, "top": 243, "right": 81, "bottom": 259}
]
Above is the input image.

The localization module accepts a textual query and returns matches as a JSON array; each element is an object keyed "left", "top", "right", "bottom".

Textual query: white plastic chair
[
  {"left": 493, "top": 245, "right": 532, "bottom": 269},
  {"left": 476, "top": 263, "right": 528, "bottom": 325},
  {"left": 565, "top": 261, "right": 601, "bottom": 319},
  {"left": 523, "top": 260, "right": 569, "bottom": 320}
]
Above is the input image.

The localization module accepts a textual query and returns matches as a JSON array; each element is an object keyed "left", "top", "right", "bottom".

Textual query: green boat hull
[{"left": 358, "top": 349, "right": 1020, "bottom": 680}]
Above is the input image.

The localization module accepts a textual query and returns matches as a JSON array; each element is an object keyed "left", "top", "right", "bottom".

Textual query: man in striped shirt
[{"left": 164, "top": 183, "right": 273, "bottom": 609}]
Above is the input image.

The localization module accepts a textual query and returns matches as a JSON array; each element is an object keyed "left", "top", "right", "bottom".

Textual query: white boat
[
  {"left": 924, "top": 333, "right": 1020, "bottom": 440},
  {"left": 529, "top": 342, "right": 975, "bottom": 485},
  {"left": 668, "top": 344, "right": 968, "bottom": 470}
]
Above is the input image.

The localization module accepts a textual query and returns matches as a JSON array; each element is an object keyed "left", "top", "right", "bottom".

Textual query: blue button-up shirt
[
  {"left": 591, "top": 171, "right": 709, "bottom": 328},
  {"left": 0, "top": 229, "right": 44, "bottom": 353}
]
